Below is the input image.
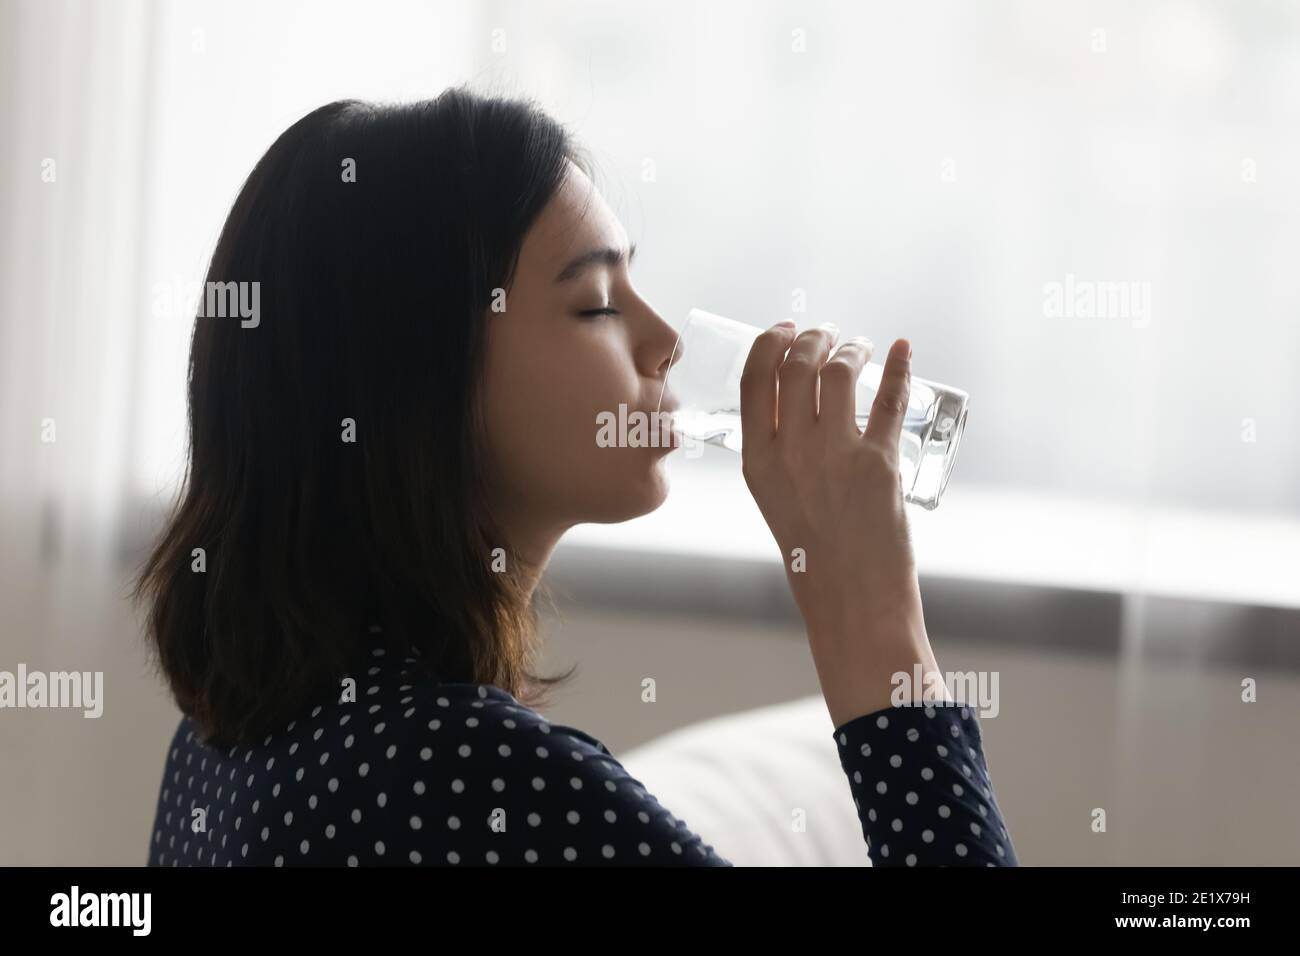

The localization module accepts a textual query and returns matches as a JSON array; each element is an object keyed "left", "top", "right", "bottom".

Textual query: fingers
[
  {"left": 777, "top": 324, "right": 839, "bottom": 432},
  {"left": 819, "top": 337, "right": 874, "bottom": 433},
  {"left": 862, "top": 338, "right": 912, "bottom": 453},
  {"left": 739, "top": 321, "right": 798, "bottom": 451}
]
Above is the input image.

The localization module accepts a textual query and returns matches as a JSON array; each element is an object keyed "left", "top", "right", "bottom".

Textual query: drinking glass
[{"left": 657, "top": 308, "right": 969, "bottom": 510}]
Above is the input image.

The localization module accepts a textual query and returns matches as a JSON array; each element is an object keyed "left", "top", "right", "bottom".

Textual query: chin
[{"left": 586, "top": 459, "right": 672, "bottom": 524}]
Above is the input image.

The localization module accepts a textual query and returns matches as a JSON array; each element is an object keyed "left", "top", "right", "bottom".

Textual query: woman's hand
[{"left": 739, "top": 321, "right": 950, "bottom": 728}]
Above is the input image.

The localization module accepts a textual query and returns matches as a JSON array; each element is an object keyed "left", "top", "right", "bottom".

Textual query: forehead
[{"left": 519, "top": 160, "right": 628, "bottom": 274}]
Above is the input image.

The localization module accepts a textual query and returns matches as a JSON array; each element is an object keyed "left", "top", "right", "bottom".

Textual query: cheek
[{"left": 481, "top": 320, "right": 647, "bottom": 512}]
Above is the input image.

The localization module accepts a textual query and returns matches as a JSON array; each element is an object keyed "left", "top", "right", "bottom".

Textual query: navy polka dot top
[{"left": 147, "top": 625, "right": 1018, "bottom": 866}]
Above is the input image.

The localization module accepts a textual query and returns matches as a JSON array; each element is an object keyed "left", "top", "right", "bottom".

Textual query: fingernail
[{"left": 775, "top": 319, "right": 796, "bottom": 329}]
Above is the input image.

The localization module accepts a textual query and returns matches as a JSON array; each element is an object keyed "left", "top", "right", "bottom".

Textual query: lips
[{"left": 653, "top": 394, "right": 682, "bottom": 450}]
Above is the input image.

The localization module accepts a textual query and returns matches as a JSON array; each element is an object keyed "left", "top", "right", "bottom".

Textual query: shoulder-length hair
[{"left": 136, "top": 88, "right": 583, "bottom": 749}]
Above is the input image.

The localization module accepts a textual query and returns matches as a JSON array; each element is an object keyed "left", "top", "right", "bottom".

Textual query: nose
[
  {"left": 647, "top": 312, "right": 681, "bottom": 374},
  {"left": 631, "top": 304, "right": 683, "bottom": 414},
  {"left": 633, "top": 301, "right": 683, "bottom": 379},
  {"left": 657, "top": 331, "right": 684, "bottom": 380}
]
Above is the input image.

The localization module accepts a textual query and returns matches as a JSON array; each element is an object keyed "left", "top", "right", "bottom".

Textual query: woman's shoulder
[
  {"left": 151, "top": 640, "right": 613, "bottom": 866},
  {"left": 163, "top": 633, "right": 600, "bottom": 771}
]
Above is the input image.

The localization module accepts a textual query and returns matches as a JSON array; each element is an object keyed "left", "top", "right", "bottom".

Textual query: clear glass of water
[{"left": 656, "top": 308, "right": 970, "bottom": 510}]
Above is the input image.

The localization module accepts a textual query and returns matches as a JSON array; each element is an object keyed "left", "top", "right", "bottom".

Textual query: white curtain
[{"left": 0, "top": 0, "right": 155, "bottom": 573}]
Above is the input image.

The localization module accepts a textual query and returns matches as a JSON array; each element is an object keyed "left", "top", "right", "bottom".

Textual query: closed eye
[{"left": 578, "top": 307, "right": 621, "bottom": 318}]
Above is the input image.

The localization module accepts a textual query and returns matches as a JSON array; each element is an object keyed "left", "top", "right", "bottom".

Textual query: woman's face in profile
[{"left": 479, "top": 160, "right": 681, "bottom": 546}]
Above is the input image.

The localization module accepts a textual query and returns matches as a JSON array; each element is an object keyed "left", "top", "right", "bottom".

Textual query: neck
[{"left": 502, "top": 520, "right": 567, "bottom": 602}]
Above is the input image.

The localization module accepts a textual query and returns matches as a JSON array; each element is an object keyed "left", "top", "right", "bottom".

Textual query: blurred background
[{"left": 1, "top": 0, "right": 1297, "bottom": 865}]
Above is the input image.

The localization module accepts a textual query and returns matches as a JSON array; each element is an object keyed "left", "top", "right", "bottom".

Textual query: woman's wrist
[{"left": 805, "top": 617, "right": 947, "bottom": 728}]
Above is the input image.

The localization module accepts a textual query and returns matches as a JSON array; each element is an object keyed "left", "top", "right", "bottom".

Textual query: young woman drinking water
[{"left": 140, "top": 87, "right": 1017, "bottom": 867}]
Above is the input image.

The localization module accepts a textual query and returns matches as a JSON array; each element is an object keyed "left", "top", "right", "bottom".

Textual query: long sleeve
[{"left": 832, "top": 700, "right": 1019, "bottom": 866}]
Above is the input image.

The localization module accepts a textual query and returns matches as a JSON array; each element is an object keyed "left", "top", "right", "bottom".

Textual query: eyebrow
[{"left": 553, "top": 242, "right": 637, "bottom": 283}]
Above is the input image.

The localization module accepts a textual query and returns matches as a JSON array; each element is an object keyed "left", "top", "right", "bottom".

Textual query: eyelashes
[{"left": 577, "top": 307, "right": 621, "bottom": 319}]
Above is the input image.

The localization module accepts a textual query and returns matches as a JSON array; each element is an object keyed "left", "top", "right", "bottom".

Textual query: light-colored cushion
[{"left": 618, "top": 694, "right": 870, "bottom": 866}]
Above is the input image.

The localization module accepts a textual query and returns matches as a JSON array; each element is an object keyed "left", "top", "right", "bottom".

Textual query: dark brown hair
[{"left": 136, "top": 88, "right": 584, "bottom": 749}]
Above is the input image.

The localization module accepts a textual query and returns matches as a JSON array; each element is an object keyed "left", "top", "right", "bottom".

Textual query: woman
[{"left": 140, "top": 87, "right": 1017, "bottom": 867}]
